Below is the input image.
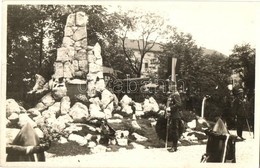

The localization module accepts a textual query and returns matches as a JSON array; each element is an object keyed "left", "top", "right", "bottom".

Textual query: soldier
[
  {"left": 232, "top": 88, "right": 248, "bottom": 140},
  {"left": 166, "top": 84, "right": 183, "bottom": 152}
]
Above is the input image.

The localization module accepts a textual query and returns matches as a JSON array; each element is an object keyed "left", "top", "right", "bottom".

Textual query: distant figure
[
  {"left": 166, "top": 84, "right": 183, "bottom": 152},
  {"left": 232, "top": 88, "right": 248, "bottom": 140}
]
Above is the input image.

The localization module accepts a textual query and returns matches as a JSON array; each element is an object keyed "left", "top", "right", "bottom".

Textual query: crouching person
[{"left": 6, "top": 123, "right": 51, "bottom": 162}]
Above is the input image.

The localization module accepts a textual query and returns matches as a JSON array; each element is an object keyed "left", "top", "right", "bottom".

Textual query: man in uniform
[
  {"left": 166, "top": 83, "right": 183, "bottom": 152},
  {"left": 232, "top": 88, "right": 248, "bottom": 140}
]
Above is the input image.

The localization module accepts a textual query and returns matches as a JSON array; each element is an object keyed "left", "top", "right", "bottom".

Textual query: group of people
[{"left": 165, "top": 82, "right": 253, "bottom": 152}]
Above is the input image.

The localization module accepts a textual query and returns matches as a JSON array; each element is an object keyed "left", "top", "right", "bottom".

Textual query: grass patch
[{"left": 47, "top": 141, "right": 90, "bottom": 157}]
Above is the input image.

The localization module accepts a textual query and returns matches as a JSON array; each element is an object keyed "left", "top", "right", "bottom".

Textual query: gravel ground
[{"left": 45, "top": 131, "right": 258, "bottom": 168}]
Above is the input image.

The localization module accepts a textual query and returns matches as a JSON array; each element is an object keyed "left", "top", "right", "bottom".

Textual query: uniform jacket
[
  {"left": 167, "top": 91, "right": 182, "bottom": 119},
  {"left": 232, "top": 97, "right": 248, "bottom": 118}
]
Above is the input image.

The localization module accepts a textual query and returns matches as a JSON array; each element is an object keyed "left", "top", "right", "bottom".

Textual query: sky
[{"left": 107, "top": 2, "right": 257, "bottom": 56}]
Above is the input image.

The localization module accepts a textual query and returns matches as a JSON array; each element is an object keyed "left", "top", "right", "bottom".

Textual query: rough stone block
[
  {"left": 62, "top": 37, "right": 75, "bottom": 48},
  {"left": 72, "top": 60, "right": 79, "bottom": 71},
  {"left": 66, "top": 13, "right": 75, "bottom": 27},
  {"left": 72, "top": 27, "right": 87, "bottom": 41},
  {"left": 89, "top": 63, "right": 101, "bottom": 73},
  {"left": 79, "top": 60, "right": 88, "bottom": 72},
  {"left": 95, "top": 58, "right": 103, "bottom": 66},
  {"left": 64, "top": 61, "right": 74, "bottom": 78},
  {"left": 53, "top": 62, "right": 64, "bottom": 78},
  {"left": 64, "top": 26, "right": 73, "bottom": 37},
  {"left": 93, "top": 43, "right": 102, "bottom": 59},
  {"left": 75, "top": 49, "right": 87, "bottom": 60},
  {"left": 57, "top": 48, "right": 71, "bottom": 62},
  {"left": 88, "top": 52, "right": 96, "bottom": 63},
  {"left": 81, "top": 38, "right": 88, "bottom": 49},
  {"left": 76, "top": 11, "right": 88, "bottom": 27}
]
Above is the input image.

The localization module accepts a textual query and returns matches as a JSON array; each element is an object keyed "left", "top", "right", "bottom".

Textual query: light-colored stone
[
  {"left": 120, "top": 95, "right": 132, "bottom": 106},
  {"left": 58, "top": 136, "right": 68, "bottom": 144},
  {"left": 68, "top": 47, "right": 75, "bottom": 58},
  {"left": 103, "top": 109, "right": 112, "bottom": 119},
  {"left": 187, "top": 119, "right": 196, "bottom": 129},
  {"left": 60, "top": 96, "right": 71, "bottom": 115},
  {"left": 87, "top": 52, "right": 96, "bottom": 63},
  {"left": 132, "top": 133, "right": 148, "bottom": 142},
  {"left": 89, "top": 104, "right": 105, "bottom": 119},
  {"left": 95, "top": 79, "right": 105, "bottom": 92},
  {"left": 52, "top": 119, "right": 66, "bottom": 133},
  {"left": 64, "top": 26, "right": 73, "bottom": 37},
  {"left": 57, "top": 48, "right": 70, "bottom": 62},
  {"left": 64, "top": 61, "right": 74, "bottom": 78},
  {"left": 42, "top": 110, "right": 56, "bottom": 119},
  {"left": 52, "top": 83, "right": 67, "bottom": 101},
  {"left": 73, "top": 27, "right": 87, "bottom": 41},
  {"left": 81, "top": 38, "right": 88, "bottom": 49},
  {"left": 95, "top": 58, "right": 102, "bottom": 66},
  {"left": 69, "top": 102, "right": 89, "bottom": 122},
  {"left": 18, "top": 113, "right": 37, "bottom": 128},
  {"left": 57, "top": 114, "right": 73, "bottom": 124},
  {"left": 121, "top": 105, "right": 133, "bottom": 114},
  {"left": 107, "top": 119, "right": 122, "bottom": 124},
  {"left": 64, "top": 124, "right": 82, "bottom": 133},
  {"left": 131, "top": 120, "right": 141, "bottom": 130},
  {"left": 66, "top": 13, "right": 75, "bottom": 27},
  {"left": 41, "top": 92, "right": 55, "bottom": 107},
  {"left": 68, "top": 133, "right": 88, "bottom": 146},
  {"left": 6, "top": 99, "right": 21, "bottom": 117},
  {"left": 93, "top": 43, "right": 102, "bottom": 59},
  {"left": 53, "top": 62, "right": 64, "bottom": 78},
  {"left": 27, "top": 108, "right": 41, "bottom": 117},
  {"left": 90, "top": 145, "right": 107, "bottom": 154},
  {"left": 72, "top": 60, "right": 79, "bottom": 71},
  {"left": 34, "top": 116, "right": 45, "bottom": 127},
  {"left": 8, "top": 112, "right": 19, "bottom": 122},
  {"left": 62, "top": 37, "right": 75, "bottom": 48},
  {"left": 78, "top": 60, "right": 88, "bottom": 72},
  {"left": 89, "top": 63, "right": 102, "bottom": 73},
  {"left": 35, "top": 102, "right": 48, "bottom": 112},
  {"left": 48, "top": 102, "right": 61, "bottom": 116},
  {"left": 88, "top": 141, "right": 97, "bottom": 148},
  {"left": 76, "top": 11, "right": 88, "bottom": 27},
  {"left": 75, "top": 49, "right": 87, "bottom": 60},
  {"left": 113, "top": 114, "right": 123, "bottom": 119}
]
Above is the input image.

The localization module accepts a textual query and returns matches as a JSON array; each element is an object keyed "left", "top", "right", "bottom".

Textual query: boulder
[
  {"left": 76, "top": 11, "right": 88, "bottom": 27},
  {"left": 62, "top": 37, "right": 75, "bottom": 48},
  {"left": 143, "top": 97, "right": 159, "bottom": 112},
  {"left": 131, "top": 133, "right": 148, "bottom": 142},
  {"left": 57, "top": 114, "right": 73, "bottom": 123},
  {"left": 104, "top": 109, "right": 112, "bottom": 119},
  {"left": 72, "top": 27, "right": 87, "bottom": 41},
  {"left": 6, "top": 99, "right": 21, "bottom": 117},
  {"left": 52, "top": 83, "right": 67, "bottom": 101},
  {"left": 69, "top": 102, "right": 89, "bottom": 122},
  {"left": 60, "top": 96, "right": 71, "bottom": 115},
  {"left": 121, "top": 105, "right": 133, "bottom": 114},
  {"left": 120, "top": 95, "right": 132, "bottom": 106},
  {"left": 42, "top": 110, "right": 56, "bottom": 119},
  {"left": 53, "top": 62, "right": 64, "bottom": 79},
  {"left": 113, "top": 114, "right": 123, "bottom": 119},
  {"left": 27, "top": 108, "right": 41, "bottom": 117},
  {"left": 66, "top": 13, "right": 75, "bottom": 27},
  {"left": 51, "top": 118, "right": 66, "bottom": 133},
  {"left": 8, "top": 113, "right": 19, "bottom": 122},
  {"left": 48, "top": 102, "right": 61, "bottom": 117},
  {"left": 187, "top": 119, "right": 196, "bottom": 129},
  {"left": 131, "top": 120, "right": 141, "bottom": 130},
  {"left": 89, "top": 104, "right": 105, "bottom": 119},
  {"left": 88, "top": 141, "right": 97, "bottom": 148},
  {"left": 18, "top": 113, "right": 37, "bottom": 128},
  {"left": 58, "top": 136, "right": 68, "bottom": 144},
  {"left": 75, "top": 49, "right": 87, "bottom": 60},
  {"left": 68, "top": 133, "right": 88, "bottom": 146},
  {"left": 107, "top": 119, "right": 122, "bottom": 124},
  {"left": 64, "top": 26, "right": 73, "bottom": 37},
  {"left": 90, "top": 145, "right": 107, "bottom": 154},
  {"left": 41, "top": 92, "right": 55, "bottom": 107},
  {"left": 57, "top": 47, "right": 72, "bottom": 62},
  {"left": 63, "top": 61, "right": 74, "bottom": 78},
  {"left": 35, "top": 102, "right": 48, "bottom": 112},
  {"left": 34, "top": 116, "right": 45, "bottom": 127},
  {"left": 93, "top": 43, "right": 102, "bottom": 59}
]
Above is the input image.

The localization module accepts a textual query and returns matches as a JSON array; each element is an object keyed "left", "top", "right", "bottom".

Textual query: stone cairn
[{"left": 6, "top": 11, "right": 210, "bottom": 154}]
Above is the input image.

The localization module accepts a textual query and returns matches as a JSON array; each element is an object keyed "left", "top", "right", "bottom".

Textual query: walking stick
[
  {"left": 165, "top": 115, "right": 169, "bottom": 148},
  {"left": 245, "top": 118, "right": 252, "bottom": 138}
]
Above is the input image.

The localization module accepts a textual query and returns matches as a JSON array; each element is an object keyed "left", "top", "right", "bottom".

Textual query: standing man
[
  {"left": 166, "top": 83, "right": 183, "bottom": 152},
  {"left": 232, "top": 88, "right": 248, "bottom": 140}
]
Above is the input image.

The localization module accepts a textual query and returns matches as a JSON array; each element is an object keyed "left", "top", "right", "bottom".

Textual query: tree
[
  {"left": 227, "top": 43, "right": 255, "bottom": 99},
  {"left": 118, "top": 10, "right": 164, "bottom": 77}
]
